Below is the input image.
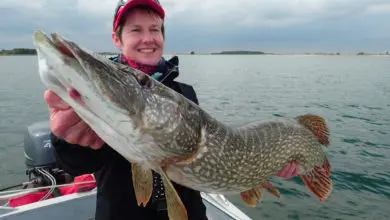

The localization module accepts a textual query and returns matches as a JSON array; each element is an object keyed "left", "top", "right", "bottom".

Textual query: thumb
[{"left": 44, "top": 90, "right": 70, "bottom": 110}]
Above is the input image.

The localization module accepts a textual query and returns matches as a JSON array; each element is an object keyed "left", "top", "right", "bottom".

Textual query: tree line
[{"left": 0, "top": 48, "right": 37, "bottom": 55}]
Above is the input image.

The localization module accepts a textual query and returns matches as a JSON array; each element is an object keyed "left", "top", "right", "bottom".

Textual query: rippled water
[{"left": 1, "top": 54, "right": 389, "bottom": 219}]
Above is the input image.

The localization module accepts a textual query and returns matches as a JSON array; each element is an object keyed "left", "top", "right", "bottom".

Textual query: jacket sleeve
[
  {"left": 51, "top": 133, "right": 111, "bottom": 176},
  {"left": 177, "top": 83, "right": 199, "bottom": 105}
]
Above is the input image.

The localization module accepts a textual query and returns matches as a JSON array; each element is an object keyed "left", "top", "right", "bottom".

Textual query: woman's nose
[{"left": 141, "top": 32, "right": 154, "bottom": 43}]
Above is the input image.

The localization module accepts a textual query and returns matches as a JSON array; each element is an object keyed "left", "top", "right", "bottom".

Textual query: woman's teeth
[{"left": 139, "top": 49, "right": 154, "bottom": 53}]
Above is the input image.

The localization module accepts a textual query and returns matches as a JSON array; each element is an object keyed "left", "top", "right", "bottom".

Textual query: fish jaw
[{"left": 33, "top": 30, "right": 85, "bottom": 99}]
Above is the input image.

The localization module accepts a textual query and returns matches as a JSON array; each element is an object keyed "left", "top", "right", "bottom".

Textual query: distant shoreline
[
  {"left": 210, "top": 50, "right": 270, "bottom": 55},
  {"left": 1, "top": 48, "right": 388, "bottom": 56},
  {"left": 187, "top": 50, "right": 390, "bottom": 56},
  {"left": 0, "top": 48, "right": 37, "bottom": 56},
  {"left": 0, "top": 48, "right": 118, "bottom": 56}
]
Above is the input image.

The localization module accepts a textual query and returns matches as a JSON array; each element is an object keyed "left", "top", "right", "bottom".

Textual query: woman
[
  {"left": 44, "top": 0, "right": 208, "bottom": 219},
  {"left": 45, "top": 0, "right": 297, "bottom": 219}
]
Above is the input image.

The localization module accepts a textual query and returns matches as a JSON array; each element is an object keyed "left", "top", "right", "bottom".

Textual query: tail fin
[
  {"left": 300, "top": 157, "right": 332, "bottom": 201},
  {"left": 296, "top": 114, "right": 330, "bottom": 146}
]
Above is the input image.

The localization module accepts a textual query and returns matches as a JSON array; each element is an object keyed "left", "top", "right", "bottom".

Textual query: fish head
[
  {"left": 33, "top": 30, "right": 148, "bottom": 116},
  {"left": 33, "top": 30, "right": 201, "bottom": 166}
]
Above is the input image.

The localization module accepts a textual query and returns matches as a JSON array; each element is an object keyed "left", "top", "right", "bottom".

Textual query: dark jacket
[{"left": 51, "top": 56, "right": 208, "bottom": 220}]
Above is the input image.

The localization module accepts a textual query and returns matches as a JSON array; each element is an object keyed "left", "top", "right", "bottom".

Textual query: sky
[{"left": 0, "top": 0, "right": 389, "bottom": 53}]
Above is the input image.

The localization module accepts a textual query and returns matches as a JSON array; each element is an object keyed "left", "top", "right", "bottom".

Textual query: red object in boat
[{"left": 8, "top": 174, "right": 96, "bottom": 208}]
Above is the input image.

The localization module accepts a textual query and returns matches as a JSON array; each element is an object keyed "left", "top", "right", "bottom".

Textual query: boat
[{"left": 0, "top": 121, "right": 252, "bottom": 220}]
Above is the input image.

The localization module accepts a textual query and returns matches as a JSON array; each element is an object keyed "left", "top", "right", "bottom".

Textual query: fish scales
[
  {"left": 33, "top": 30, "right": 333, "bottom": 220},
  {"left": 167, "top": 117, "right": 326, "bottom": 194}
]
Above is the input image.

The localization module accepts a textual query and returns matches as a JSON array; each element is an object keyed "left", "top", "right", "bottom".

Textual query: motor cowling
[
  {"left": 23, "top": 121, "right": 72, "bottom": 187},
  {"left": 2, "top": 121, "right": 94, "bottom": 207},
  {"left": 23, "top": 121, "right": 56, "bottom": 169}
]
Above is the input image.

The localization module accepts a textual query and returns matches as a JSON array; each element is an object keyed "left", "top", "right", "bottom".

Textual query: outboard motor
[{"left": 23, "top": 121, "right": 73, "bottom": 197}]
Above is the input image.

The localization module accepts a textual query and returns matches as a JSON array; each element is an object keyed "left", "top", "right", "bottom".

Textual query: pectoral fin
[
  {"left": 131, "top": 164, "right": 153, "bottom": 207},
  {"left": 156, "top": 167, "right": 188, "bottom": 220}
]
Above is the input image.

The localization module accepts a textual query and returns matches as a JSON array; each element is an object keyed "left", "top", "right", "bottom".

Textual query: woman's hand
[{"left": 44, "top": 89, "right": 104, "bottom": 150}]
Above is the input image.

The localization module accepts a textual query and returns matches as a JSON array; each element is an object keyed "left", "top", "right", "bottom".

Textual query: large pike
[{"left": 33, "top": 30, "right": 333, "bottom": 219}]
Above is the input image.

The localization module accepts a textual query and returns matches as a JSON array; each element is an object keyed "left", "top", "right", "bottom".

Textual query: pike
[{"left": 32, "top": 30, "right": 333, "bottom": 219}]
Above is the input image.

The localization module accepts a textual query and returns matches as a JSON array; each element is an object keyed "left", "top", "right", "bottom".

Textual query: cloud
[
  {"left": 0, "top": 0, "right": 46, "bottom": 9},
  {"left": 163, "top": 0, "right": 385, "bottom": 27},
  {"left": 75, "top": 0, "right": 117, "bottom": 17},
  {"left": 0, "top": 0, "right": 389, "bottom": 53},
  {"left": 162, "top": 0, "right": 390, "bottom": 52},
  {"left": 366, "top": 2, "right": 390, "bottom": 13}
]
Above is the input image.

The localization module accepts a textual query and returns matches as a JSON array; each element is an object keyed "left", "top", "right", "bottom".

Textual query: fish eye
[{"left": 137, "top": 75, "right": 151, "bottom": 88}]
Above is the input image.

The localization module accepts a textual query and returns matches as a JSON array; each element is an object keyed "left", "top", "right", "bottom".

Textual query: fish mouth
[
  {"left": 33, "top": 30, "right": 76, "bottom": 61},
  {"left": 34, "top": 32, "right": 93, "bottom": 111},
  {"left": 32, "top": 30, "right": 149, "bottom": 116},
  {"left": 33, "top": 30, "right": 150, "bottom": 91},
  {"left": 33, "top": 30, "right": 94, "bottom": 111},
  {"left": 33, "top": 30, "right": 82, "bottom": 87}
]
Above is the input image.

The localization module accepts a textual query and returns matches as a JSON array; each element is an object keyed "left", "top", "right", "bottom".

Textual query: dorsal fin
[{"left": 296, "top": 114, "right": 330, "bottom": 146}]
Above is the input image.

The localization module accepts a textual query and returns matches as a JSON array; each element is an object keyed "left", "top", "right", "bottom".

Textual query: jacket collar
[{"left": 111, "top": 54, "right": 179, "bottom": 84}]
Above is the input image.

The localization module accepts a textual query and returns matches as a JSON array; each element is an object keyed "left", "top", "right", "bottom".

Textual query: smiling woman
[
  {"left": 43, "top": 0, "right": 209, "bottom": 220},
  {"left": 112, "top": 5, "right": 165, "bottom": 66}
]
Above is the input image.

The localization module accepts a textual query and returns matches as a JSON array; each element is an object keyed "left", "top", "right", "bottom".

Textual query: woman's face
[{"left": 112, "top": 8, "right": 164, "bottom": 66}]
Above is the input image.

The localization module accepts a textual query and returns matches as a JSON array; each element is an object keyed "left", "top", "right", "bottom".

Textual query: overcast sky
[{"left": 1, "top": 0, "right": 389, "bottom": 53}]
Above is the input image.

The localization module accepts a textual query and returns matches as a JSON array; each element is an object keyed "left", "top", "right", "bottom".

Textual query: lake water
[{"left": 0, "top": 54, "right": 389, "bottom": 219}]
